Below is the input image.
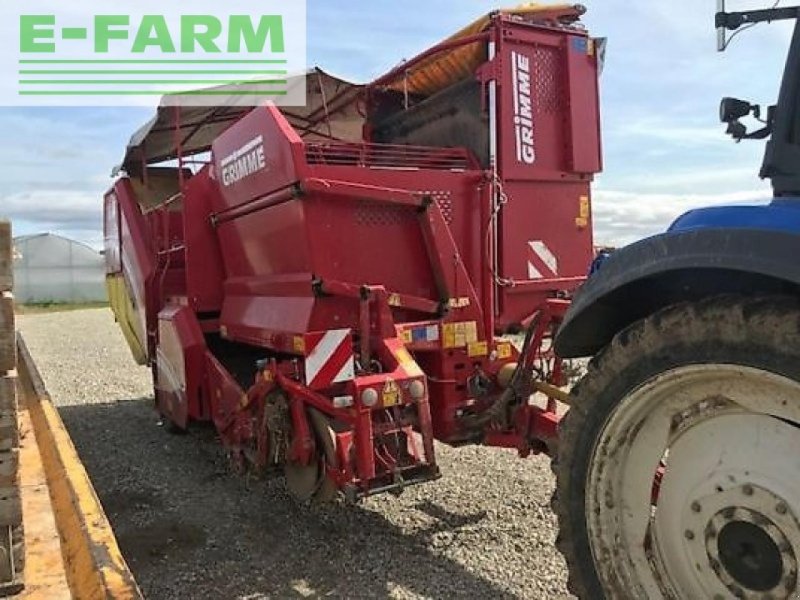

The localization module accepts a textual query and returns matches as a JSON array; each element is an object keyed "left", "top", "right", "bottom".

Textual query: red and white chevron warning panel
[
  {"left": 304, "top": 329, "right": 355, "bottom": 390},
  {"left": 527, "top": 240, "right": 559, "bottom": 280}
]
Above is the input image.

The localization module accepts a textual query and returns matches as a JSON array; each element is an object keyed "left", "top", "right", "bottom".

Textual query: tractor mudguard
[{"left": 555, "top": 225, "right": 800, "bottom": 358}]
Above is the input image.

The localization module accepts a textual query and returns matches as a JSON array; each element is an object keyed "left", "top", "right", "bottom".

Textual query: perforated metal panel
[
  {"left": 354, "top": 200, "right": 416, "bottom": 227},
  {"left": 531, "top": 45, "right": 563, "bottom": 115},
  {"left": 354, "top": 191, "right": 454, "bottom": 227},
  {"left": 421, "top": 190, "right": 454, "bottom": 225},
  {"left": 437, "top": 193, "right": 454, "bottom": 226}
]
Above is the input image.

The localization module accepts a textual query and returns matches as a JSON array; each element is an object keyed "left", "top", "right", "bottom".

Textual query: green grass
[{"left": 15, "top": 302, "right": 109, "bottom": 315}]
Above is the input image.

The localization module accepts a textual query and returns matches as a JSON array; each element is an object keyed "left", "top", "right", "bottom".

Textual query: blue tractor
[{"left": 552, "top": 2, "right": 800, "bottom": 598}]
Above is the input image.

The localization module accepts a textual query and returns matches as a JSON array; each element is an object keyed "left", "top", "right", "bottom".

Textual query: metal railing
[{"left": 305, "top": 141, "right": 477, "bottom": 171}]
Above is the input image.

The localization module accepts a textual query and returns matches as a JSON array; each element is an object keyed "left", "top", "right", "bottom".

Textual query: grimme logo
[
  {"left": 3, "top": 2, "right": 307, "bottom": 106},
  {"left": 220, "top": 136, "right": 267, "bottom": 187},
  {"left": 511, "top": 51, "right": 536, "bottom": 165}
]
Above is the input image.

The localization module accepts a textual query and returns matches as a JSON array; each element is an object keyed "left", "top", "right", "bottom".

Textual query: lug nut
[
  {"left": 691, "top": 501, "right": 702, "bottom": 513},
  {"left": 684, "top": 530, "right": 695, "bottom": 541},
  {"left": 743, "top": 484, "right": 754, "bottom": 496},
  {"left": 777, "top": 502, "right": 788, "bottom": 515}
]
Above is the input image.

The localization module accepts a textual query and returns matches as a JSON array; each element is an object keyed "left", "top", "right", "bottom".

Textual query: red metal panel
[
  {"left": 182, "top": 167, "right": 225, "bottom": 313},
  {"left": 498, "top": 28, "right": 566, "bottom": 181},
  {"left": 145, "top": 209, "right": 187, "bottom": 301},
  {"left": 565, "top": 37, "right": 603, "bottom": 174},
  {"left": 305, "top": 191, "right": 438, "bottom": 300},
  {"left": 204, "top": 351, "right": 245, "bottom": 434},
  {"left": 220, "top": 295, "right": 317, "bottom": 344},
  {"left": 115, "top": 178, "right": 157, "bottom": 361},
  {"left": 492, "top": 20, "right": 601, "bottom": 328},
  {"left": 496, "top": 23, "right": 602, "bottom": 179},
  {"left": 211, "top": 105, "right": 304, "bottom": 210},
  {"left": 211, "top": 114, "right": 491, "bottom": 351},
  {"left": 498, "top": 181, "right": 593, "bottom": 324},
  {"left": 155, "top": 305, "right": 207, "bottom": 427},
  {"left": 304, "top": 167, "right": 488, "bottom": 304}
]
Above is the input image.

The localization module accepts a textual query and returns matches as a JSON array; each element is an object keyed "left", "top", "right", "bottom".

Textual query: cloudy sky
[{"left": 0, "top": 0, "right": 793, "bottom": 248}]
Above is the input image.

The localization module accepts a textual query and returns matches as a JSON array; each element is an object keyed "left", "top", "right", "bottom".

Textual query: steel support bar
[
  {"left": 302, "top": 177, "right": 428, "bottom": 208},
  {"left": 716, "top": 6, "right": 800, "bottom": 30},
  {"left": 211, "top": 184, "right": 302, "bottom": 226},
  {"left": 504, "top": 276, "right": 587, "bottom": 294}
]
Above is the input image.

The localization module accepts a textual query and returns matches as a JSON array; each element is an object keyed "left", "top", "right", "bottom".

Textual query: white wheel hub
[{"left": 586, "top": 365, "right": 800, "bottom": 599}]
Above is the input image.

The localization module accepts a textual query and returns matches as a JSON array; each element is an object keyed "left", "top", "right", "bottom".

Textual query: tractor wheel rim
[{"left": 586, "top": 364, "right": 800, "bottom": 599}]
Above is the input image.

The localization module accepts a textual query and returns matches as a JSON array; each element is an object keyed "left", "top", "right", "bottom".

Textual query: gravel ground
[{"left": 17, "top": 308, "right": 572, "bottom": 599}]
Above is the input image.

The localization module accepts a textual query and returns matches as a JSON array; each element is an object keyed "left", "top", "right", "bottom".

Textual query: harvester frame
[{"left": 105, "top": 4, "right": 602, "bottom": 503}]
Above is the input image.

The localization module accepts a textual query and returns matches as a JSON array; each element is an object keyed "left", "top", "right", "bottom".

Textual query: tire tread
[{"left": 551, "top": 294, "right": 800, "bottom": 598}]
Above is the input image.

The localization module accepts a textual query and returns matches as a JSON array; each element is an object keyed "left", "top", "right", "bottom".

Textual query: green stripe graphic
[
  {"left": 19, "top": 90, "right": 289, "bottom": 96},
  {"left": 19, "top": 79, "right": 287, "bottom": 85},
  {"left": 19, "top": 59, "right": 288, "bottom": 64},
  {"left": 20, "top": 70, "right": 287, "bottom": 75}
]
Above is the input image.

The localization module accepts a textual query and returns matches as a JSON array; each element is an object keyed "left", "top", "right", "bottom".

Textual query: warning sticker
[
  {"left": 496, "top": 342, "right": 513, "bottom": 360},
  {"left": 468, "top": 341, "right": 489, "bottom": 358},
  {"left": 382, "top": 379, "right": 400, "bottom": 407},
  {"left": 575, "top": 195, "right": 590, "bottom": 229},
  {"left": 442, "top": 321, "right": 478, "bottom": 349}
]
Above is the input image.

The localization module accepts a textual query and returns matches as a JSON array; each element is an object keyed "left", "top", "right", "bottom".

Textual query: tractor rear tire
[{"left": 553, "top": 295, "right": 800, "bottom": 599}]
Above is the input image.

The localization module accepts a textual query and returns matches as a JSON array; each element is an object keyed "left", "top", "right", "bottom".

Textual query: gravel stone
[{"left": 18, "top": 308, "right": 572, "bottom": 599}]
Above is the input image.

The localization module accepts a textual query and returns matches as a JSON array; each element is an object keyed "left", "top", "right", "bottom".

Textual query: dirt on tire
[{"left": 552, "top": 295, "right": 800, "bottom": 598}]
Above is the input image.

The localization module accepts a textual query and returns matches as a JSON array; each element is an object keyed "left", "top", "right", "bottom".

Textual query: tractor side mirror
[
  {"left": 719, "top": 97, "right": 771, "bottom": 141},
  {"left": 720, "top": 97, "right": 754, "bottom": 123},
  {"left": 726, "top": 120, "right": 747, "bottom": 140}
]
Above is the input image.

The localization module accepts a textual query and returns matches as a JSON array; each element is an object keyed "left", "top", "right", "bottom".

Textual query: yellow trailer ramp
[
  {"left": 16, "top": 337, "right": 141, "bottom": 599},
  {"left": 1, "top": 220, "right": 140, "bottom": 599}
]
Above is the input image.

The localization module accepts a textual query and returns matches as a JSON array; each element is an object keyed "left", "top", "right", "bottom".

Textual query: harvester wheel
[
  {"left": 285, "top": 408, "right": 338, "bottom": 504},
  {"left": 553, "top": 295, "right": 800, "bottom": 599}
]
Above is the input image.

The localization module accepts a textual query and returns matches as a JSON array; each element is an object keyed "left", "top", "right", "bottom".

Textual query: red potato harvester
[{"left": 103, "top": 4, "right": 602, "bottom": 502}]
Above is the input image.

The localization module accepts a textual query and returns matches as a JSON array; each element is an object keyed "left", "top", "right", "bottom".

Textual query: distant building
[{"left": 12, "top": 234, "right": 106, "bottom": 304}]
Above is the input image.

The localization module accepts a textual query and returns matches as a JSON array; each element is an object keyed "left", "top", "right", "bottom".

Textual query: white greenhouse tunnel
[{"left": 12, "top": 234, "right": 106, "bottom": 304}]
